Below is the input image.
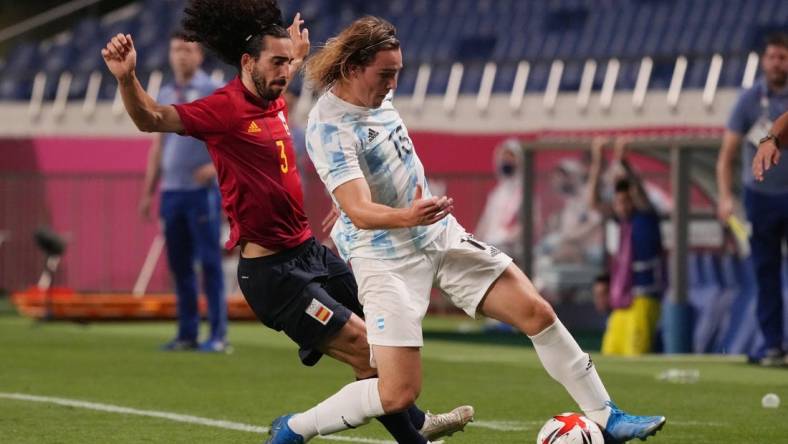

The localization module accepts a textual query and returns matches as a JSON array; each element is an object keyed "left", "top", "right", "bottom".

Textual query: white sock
[
  {"left": 287, "top": 378, "right": 385, "bottom": 439},
  {"left": 529, "top": 320, "right": 612, "bottom": 426}
]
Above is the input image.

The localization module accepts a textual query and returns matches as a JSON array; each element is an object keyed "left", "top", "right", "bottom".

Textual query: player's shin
[
  {"left": 528, "top": 319, "right": 612, "bottom": 426},
  {"left": 287, "top": 378, "right": 385, "bottom": 439}
]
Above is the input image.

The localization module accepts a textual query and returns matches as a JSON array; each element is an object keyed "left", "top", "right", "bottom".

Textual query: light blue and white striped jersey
[{"left": 306, "top": 90, "right": 451, "bottom": 261}]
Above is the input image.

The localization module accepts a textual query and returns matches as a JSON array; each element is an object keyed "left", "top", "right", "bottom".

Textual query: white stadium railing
[{"left": 6, "top": 50, "right": 760, "bottom": 133}]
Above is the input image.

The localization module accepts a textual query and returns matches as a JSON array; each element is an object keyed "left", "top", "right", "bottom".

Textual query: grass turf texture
[{"left": 0, "top": 304, "right": 786, "bottom": 443}]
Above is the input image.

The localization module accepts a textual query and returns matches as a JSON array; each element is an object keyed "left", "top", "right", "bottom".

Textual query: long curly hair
[
  {"left": 181, "top": 0, "right": 288, "bottom": 69},
  {"left": 305, "top": 16, "right": 399, "bottom": 91}
]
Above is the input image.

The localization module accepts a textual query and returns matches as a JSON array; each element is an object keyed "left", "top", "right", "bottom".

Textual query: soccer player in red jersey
[{"left": 101, "top": 1, "right": 471, "bottom": 442}]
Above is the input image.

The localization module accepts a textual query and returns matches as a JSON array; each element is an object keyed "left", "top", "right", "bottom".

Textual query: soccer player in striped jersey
[
  {"left": 263, "top": 16, "right": 667, "bottom": 444},
  {"left": 101, "top": 1, "right": 471, "bottom": 442}
]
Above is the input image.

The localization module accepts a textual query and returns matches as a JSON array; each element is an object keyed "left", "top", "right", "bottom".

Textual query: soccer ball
[{"left": 536, "top": 413, "right": 604, "bottom": 444}]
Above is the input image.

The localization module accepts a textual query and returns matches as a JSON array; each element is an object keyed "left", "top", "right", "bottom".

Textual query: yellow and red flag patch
[{"left": 306, "top": 299, "right": 334, "bottom": 325}]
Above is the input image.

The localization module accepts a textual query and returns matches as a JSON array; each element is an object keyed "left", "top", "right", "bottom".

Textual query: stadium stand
[{"left": 1, "top": 0, "right": 786, "bottom": 100}]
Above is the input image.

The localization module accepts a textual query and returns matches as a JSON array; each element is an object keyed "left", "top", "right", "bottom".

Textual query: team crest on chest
[{"left": 277, "top": 111, "right": 291, "bottom": 136}]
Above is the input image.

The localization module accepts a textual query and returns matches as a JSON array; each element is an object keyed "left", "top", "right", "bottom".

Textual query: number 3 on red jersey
[{"left": 276, "top": 140, "right": 288, "bottom": 173}]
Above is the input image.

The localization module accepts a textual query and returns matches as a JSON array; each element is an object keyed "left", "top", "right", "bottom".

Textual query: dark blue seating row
[{"left": 1, "top": 0, "right": 785, "bottom": 99}]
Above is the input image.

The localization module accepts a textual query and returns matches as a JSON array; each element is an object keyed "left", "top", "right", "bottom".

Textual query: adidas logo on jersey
[
  {"left": 368, "top": 128, "right": 379, "bottom": 143},
  {"left": 247, "top": 121, "right": 261, "bottom": 133}
]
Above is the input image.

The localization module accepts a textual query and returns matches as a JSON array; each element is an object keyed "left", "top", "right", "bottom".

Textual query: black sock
[
  {"left": 376, "top": 411, "right": 428, "bottom": 444},
  {"left": 407, "top": 404, "right": 426, "bottom": 430}
]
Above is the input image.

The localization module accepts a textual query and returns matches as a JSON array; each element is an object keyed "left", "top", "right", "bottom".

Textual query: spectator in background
[
  {"left": 589, "top": 138, "right": 664, "bottom": 356},
  {"left": 542, "top": 157, "right": 604, "bottom": 265},
  {"left": 138, "top": 30, "right": 227, "bottom": 353},
  {"left": 475, "top": 138, "right": 523, "bottom": 261},
  {"left": 716, "top": 32, "right": 788, "bottom": 366}
]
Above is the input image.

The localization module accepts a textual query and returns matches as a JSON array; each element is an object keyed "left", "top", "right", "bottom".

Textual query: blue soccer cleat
[
  {"left": 197, "top": 339, "right": 233, "bottom": 354},
  {"left": 160, "top": 338, "right": 197, "bottom": 351},
  {"left": 264, "top": 414, "right": 305, "bottom": 444},
  {"left": 602, "top": 401, "right": 666, "bottom": 443}
]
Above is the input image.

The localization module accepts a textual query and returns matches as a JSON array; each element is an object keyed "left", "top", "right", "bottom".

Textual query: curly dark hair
[{"left": 181, "top": 0, "right": 289, "bottom": 69}]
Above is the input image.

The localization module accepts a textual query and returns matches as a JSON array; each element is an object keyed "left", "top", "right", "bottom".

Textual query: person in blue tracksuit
[
  {"left": 138, "top": 31, "right": 227, "bottom": 352},
  {"left": 717, "top": 32, "right": 788, "bottom": 366}
]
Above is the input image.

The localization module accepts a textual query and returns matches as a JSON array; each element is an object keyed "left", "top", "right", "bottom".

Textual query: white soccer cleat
[{"left": 419, "top": 405, "right": 475, "bottom": 441}]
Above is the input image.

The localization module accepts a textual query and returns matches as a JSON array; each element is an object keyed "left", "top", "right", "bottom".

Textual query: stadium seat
[
  {"left": 560, "top": 60, "right": 582, "bottom": 91},
  {"left": 492, "top": 61, "right": 518, "bottom": 93},
  {"left": 616, "top": 60, "right": 639, "bottom": 91},
  {"left": 426, "top": 63, "right": 451, "bottom": 95},
  {"left": 685, "top": 57, "right": 709, "bottom": 89},
  {"left": 459, "top": 61, "right": 485, "bottom": 95},
  {"left": 1, "top": 0, "right": 785, "bottom": 100},
  {"left": 719, "top": 55, "right": 745, "bottom": 88},
  {"left": 527, "top": 61, "right": 550, "bottom": 92}
]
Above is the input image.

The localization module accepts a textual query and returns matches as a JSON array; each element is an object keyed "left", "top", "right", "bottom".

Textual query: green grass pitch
[{"left": 1, "top": 304, "right": 786, "bottom": 443}]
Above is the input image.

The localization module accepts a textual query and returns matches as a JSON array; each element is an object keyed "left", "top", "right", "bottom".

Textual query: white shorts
[{"left": 351, "top": 218, "right": 513, "bottom": 347}]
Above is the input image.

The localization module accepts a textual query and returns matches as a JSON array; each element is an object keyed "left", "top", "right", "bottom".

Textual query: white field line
[
  {"left": 0, "top": 392, "right": 392, "bottom": 444},
  {"left": 0, "top": 392, "right": 723, "bottom": 441}
]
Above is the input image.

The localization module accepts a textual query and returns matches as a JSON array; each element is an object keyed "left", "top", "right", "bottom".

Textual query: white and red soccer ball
[{"left": 536, "top": 413, "right": 604, "bottom": 444}]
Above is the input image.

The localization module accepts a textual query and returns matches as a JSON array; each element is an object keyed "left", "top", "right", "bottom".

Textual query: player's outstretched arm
[
  {"left": 586, "top": 137, "right": 612, "bottom": 217},
  {"left": 287, "top": 12, "right": 310, "bottom": 79},
  {"left": 333, "top": 179, "right": 453, "bottom": 230},
  {"left": 753, "top": 110, "right": 787, "bottom": 181},
  {"left": 613, "top": 137, "right": 655, "bottom": 213},
  {"left": 102, "top": 33, "right": 183, "bottom": 133}
]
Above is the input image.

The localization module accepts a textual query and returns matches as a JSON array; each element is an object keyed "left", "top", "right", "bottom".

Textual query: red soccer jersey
[{"left": 174, "top": 77, "right": 312, "bottom": 250}]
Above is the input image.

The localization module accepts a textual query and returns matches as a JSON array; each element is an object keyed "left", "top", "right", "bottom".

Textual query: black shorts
[{"left": 237, "top": 237, "right": 363, "bottom": 366}]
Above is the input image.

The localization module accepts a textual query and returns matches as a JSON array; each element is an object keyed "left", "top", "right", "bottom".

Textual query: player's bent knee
[
  {"left": 378, "top": 384, "right": 420, "bottom": 413},
  {"left": 506, "top": 295, "right": 557, "bottom": 336},
  {"left": 533, "top": 297, "right": 557, "bottom": 323}
]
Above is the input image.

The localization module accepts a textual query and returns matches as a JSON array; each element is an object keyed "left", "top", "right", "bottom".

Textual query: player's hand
[
  {"left": 612, "top": 135, "right": 631, "bottom": 162},
  {"left": 101, "top": 33, "right": 137, "bottom": 81},
  {"left": 138, "top": 194, "right": 152, "bottom": 221},
  {"left": 321, "top": 205, "right": 340, "bottom": 233},
  {"left": 193, "top": 163, "right": 216, "bottom": 185},
  {"left": 752, "top": 138, "right": 781, "bottom": 182},
  {"left": 407, "top": 185, "right": 454, "bottom": 226},
  {"left": 717, "top": 193, "right": 735, "bottom": 222},
  {"left": 288, "top": 12, "right": 310, "bottom": 63}
]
